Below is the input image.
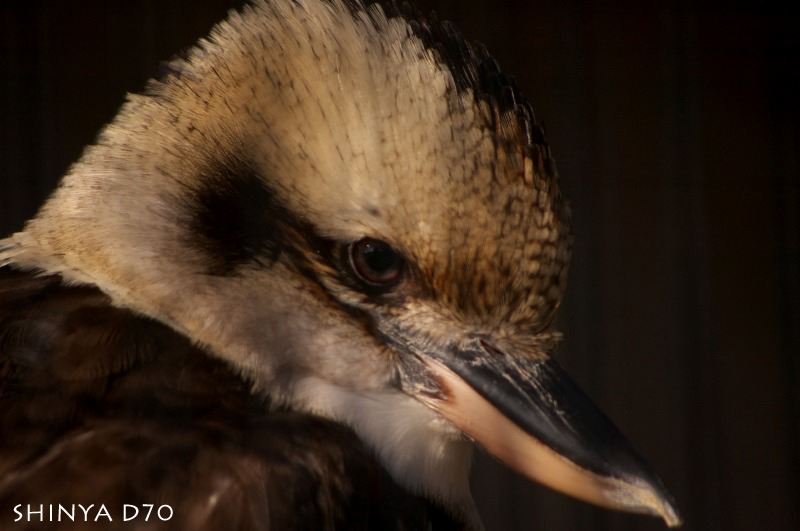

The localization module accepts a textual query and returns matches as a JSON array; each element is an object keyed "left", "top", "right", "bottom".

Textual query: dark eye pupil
[
  {"left": 361, "top": 242, "right": 394, "bottom": 272},
  {"left": 350, "top": 238, "right": 404, "bottom": 285}
]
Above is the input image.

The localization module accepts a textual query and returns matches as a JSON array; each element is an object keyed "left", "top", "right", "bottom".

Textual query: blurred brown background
[{"left": 1, "top": 1, "right": 798, "bottom": 530}]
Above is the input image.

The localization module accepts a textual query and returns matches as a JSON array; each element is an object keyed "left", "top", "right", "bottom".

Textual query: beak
[{"left": 408, "top": 337, "right": 682, "bottom": 527}]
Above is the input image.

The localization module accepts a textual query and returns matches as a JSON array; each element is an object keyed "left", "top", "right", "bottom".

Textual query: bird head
[{"left": 0, "top": 0, "right": 680, "bottom": 528}]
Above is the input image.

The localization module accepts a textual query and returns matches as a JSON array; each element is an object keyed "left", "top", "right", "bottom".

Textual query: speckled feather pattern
[{"left": 0, "top": 0, "right": 572, "bottom": 527}]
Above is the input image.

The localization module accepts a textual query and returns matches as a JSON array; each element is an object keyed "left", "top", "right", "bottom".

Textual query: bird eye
[{"left": 348, "top": 238, "right": 404, "bottom": 287}]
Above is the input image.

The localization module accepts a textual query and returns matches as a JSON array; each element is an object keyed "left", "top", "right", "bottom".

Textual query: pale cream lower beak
[{"left": 413, "top": 339, "right": 682, "bottom": 528}]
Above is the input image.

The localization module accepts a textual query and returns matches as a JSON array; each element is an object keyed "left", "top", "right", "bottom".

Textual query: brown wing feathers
[{"left": 0, "top": 267, "right": 461, "bottom": 530}]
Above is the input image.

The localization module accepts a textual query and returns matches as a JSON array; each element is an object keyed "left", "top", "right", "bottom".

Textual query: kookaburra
[{"left": 0, "top": 1, "right": 681, "bottom": 529}]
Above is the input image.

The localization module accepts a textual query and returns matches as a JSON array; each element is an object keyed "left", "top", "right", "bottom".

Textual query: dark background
[{"left": 1, "top": 1, "right": 797, "bottom": 530}]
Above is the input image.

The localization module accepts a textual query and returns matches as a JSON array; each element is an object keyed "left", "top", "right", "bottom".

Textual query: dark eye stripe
[{"left": 348, "top": 238, "right": 404, "bottom": 287}]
